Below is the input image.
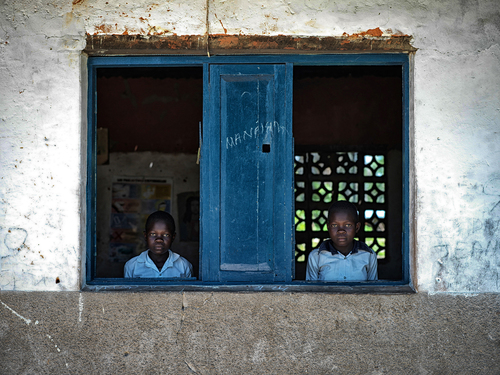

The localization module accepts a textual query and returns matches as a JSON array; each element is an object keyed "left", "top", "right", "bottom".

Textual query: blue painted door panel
[
  {"left": 221, "top": 69, "right": 274, "bottom": 275},
  {"left": 206, "top": 64, "right": 293, "bottom": 282}
]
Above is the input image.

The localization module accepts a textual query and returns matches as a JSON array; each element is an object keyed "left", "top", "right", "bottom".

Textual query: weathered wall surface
[
  {"left": 0, "top": 2, "right": 499, "bottom": 291},
  {"left": 0, "top": 1, "right": 86, "bottom": 291},
  {"left": 1, "top": 292, "right": 500, "bottom": 374},
  {"left": 1, "top": 0, "right": 500, "bottom": 372},
  {"left": 408, "top": 1, "right": 500, "bottom": 293}
]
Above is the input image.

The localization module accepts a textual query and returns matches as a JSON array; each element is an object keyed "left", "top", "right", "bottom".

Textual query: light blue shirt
[
  {"left": 306, "top": 240, "right": 378, "bottom": 282},
  {"left": 124, "top": 249, "right": 193, "bottom": 278}
]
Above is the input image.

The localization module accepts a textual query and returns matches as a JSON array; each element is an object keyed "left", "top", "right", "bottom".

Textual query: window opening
[
  {"left": 87, "top": 56, "right": 409, "bottom": 287},
  {"left": 94, "top": 67, "right": 202, "bottom": 279},
  {"left": 293, "top": 66, "right": 403, "bottom": 281}
]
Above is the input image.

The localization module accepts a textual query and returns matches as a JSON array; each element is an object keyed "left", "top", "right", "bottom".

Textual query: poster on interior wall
[
  {"left": 177, "top": 191, "right": 200, "bottom": 242},
  {"left": 109, "top": 176, "right": 173, "bottom": 262}
]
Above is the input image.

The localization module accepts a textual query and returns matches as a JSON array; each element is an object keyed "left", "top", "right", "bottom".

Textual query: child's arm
[
  {"left": 185, "top": 260, "right": 193, "bottom": 278},
  {"left": 305, "top": 250, "right": 320, "bottom": 281},
  {"left": 367, "top": 252, "right": 378, "bottom": 280},
  {"left": 124, "top": 261, "right": 133, "bottom": 278}
]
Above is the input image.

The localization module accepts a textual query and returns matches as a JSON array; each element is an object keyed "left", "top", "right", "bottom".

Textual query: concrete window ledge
[{"left": 83, "top": 283, "right": 415, "bottom": 294}]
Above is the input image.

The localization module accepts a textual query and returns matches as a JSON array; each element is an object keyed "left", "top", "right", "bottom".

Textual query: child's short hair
[
  {"left": 145, "top": 211, "right": 176, "bottom": 233},
  {"left": 328, "top": 201, "right": 359, "bottom": 222}
]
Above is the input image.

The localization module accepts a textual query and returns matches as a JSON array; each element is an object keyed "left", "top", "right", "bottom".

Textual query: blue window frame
[{"left": 86, "top": 54, "right": 411, "bottom": 289}]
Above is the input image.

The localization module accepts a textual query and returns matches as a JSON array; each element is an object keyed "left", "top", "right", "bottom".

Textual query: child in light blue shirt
[
  {"left": 306, "top": 201, "right": 378, "bottom": 281},
  {"left": 124, "top": 211, "right": 192, "bottom": 278}
]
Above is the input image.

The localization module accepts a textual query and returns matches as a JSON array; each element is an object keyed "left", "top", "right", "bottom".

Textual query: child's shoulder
[
  {"left": 125, "top": 250, "right": 148, "bottom": 266},
  {"left": 169, "top": 250, "right": 193, "bottom": 275},
  {"left": 169, "top": 250, "right": 191, "bottom": 264}
]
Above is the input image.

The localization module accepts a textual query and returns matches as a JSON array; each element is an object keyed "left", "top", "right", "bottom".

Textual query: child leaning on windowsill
[
  {"left": 305, "top": 201, "right": 378, "bottom": 282},
  {"left": 124, "top": 211, "right": 192, "bottom": 278}
]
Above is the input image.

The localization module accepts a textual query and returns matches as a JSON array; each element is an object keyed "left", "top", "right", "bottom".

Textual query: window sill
[{"left": 83, "top": 280, "right": 414, "bottom": 294}]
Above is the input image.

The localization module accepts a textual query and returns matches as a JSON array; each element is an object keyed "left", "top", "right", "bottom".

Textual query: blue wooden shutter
[{"left": 203, "top": 64, "right": 293, "bottom": 282}]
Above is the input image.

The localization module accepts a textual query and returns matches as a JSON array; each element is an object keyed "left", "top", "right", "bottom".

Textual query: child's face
[
  {"left": 327, "top": 210, "right": 361, "bottom": 253},
  {"left": 144, "top": 220, "right": 175, "bottom": 258}
]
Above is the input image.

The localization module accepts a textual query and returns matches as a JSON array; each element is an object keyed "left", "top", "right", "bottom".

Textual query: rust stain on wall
[
  {"left": 94, "top": 24, "right": 116, "bottom": 34},
  {"left": 349, "top": 27, "right": 385, "bottom": 38},
  {"left": 148, "top": 26, "right": 173, "bottom": 36},
  {"left": 85, "top": 34, "right": 416, "bottom": 55},
  {"left": 214, "top": 14, "right": 228, "bottom": 34}
]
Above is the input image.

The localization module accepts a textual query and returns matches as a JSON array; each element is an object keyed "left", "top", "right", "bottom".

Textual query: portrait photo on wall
[{"left": 178, "top": 191, "right": 200, "bottom": 242}]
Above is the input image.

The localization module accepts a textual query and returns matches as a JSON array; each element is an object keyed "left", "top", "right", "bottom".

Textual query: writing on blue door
[{"left": 226, "top": 121, "right": 286, "bottom": 149}]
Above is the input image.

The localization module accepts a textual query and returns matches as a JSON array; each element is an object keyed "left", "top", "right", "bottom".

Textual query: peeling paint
[{"left": 345, "top": 27, "right": 384, "bottom": 38}]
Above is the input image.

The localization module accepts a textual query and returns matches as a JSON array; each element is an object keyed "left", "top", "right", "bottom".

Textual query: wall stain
[
  {"left": 94, "top": 24, "right": 116, "bottom": 34},
  {"left": 214, "top": 13, "right": 227, "bottom": 34},
  {"left": 484, "top": 218, "right": 499, "bottom": 238},
  {"left": 345, "top": 27, "right": 384, "bottom": 38}
]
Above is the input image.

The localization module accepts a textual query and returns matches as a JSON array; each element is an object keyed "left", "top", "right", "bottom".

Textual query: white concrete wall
[{"left": 0, "top": 0, "right": 499, "bottom": 292}]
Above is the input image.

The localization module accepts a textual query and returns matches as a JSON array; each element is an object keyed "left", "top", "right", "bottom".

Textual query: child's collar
[{"left": 320, "top": 239, "right": 359, "bottom": 255}]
